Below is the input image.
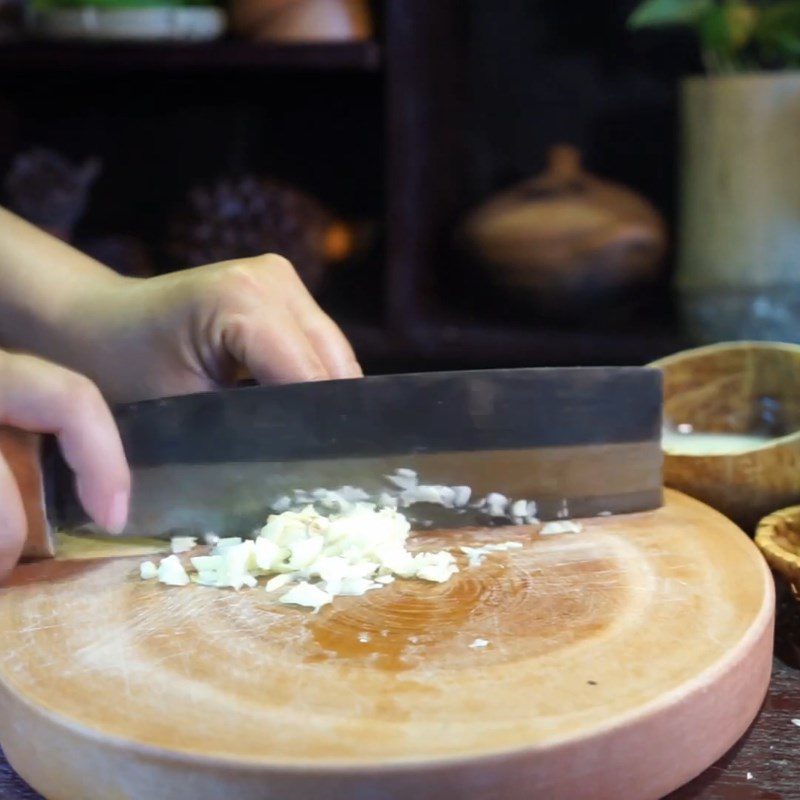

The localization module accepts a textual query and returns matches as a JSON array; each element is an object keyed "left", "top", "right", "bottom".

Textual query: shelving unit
[
  {"left": 0, "top": 40, "right": 382, "bottom": 71},
  {"left": 379, "top": 1, "right": 683, "bottom": 369},
  {"left": 343, "top": 319, "right": 682, "bottom": 372},
  {"left": 0, "top": 1, "right": 685, "bottom": 373}
]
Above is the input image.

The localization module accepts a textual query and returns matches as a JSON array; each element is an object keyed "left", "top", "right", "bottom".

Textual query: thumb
[
  {"left": 0, "top": 352, "right": 131, "bottom": 536},
  {"left": 0, "top": 449, "right": 25, "bottom": 581}
]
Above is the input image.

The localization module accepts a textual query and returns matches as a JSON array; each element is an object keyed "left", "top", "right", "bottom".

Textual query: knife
[{"left": 32, "top": 366, "right": 662, "bottom": 551}]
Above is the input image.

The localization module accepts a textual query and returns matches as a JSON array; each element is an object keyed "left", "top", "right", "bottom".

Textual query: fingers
[
  {"left": 258, "top": 255, "right": 362, "bottom": 381},
  {"left": 273, "top": 258, "right": 362, "bottom": 380},
  {"left": 216, "top": 254, "right": 362, "bottom": 384},
  {"left": 222, "top": 309, "right": 330, "bottom": 385},
  {"left": 297, "top": 310, "right": 362, "bottom": 380},
  {"left": 0, "top": 450, "right": 26, "bottom": 581},
  {"left": 0, "top": 352, "right": 130, "bottom": 534}
]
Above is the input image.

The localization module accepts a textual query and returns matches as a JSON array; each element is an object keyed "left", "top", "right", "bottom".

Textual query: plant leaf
[
  {"left": 777, "top": 32, "right": 800, "bottom": 55},
  {"left": 700, "top": 4, "right": 732, "bottom": 51},
  {"left": 725, "top": 1, "right": 758, "bottom": 51},
  {"left": 753, "top": 2, "right": 800, "bottom": 64},
  {"left": 628, "top": 0, "right": 713, "bottom": 29}
]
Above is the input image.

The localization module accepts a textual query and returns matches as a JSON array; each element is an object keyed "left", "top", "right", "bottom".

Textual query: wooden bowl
[
  {"left": 756, "top": 505, "right": 800, "bottom": 595},
  {"left": 756, "top": 504, "right": 800, "bottom": 666},
  {"left": 650, "top": 341, "right": 800, "bottom": 532}
]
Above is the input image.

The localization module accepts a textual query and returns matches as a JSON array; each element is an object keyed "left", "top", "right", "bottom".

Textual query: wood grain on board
[
  {"left": 6, "top": 657, "right": 800, "bottom": 800},
  {"left": 0, "top": 491, "right": 774, "bottom": 800}
]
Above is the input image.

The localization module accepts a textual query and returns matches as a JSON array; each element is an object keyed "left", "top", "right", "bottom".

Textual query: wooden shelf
[
  {"left": 0, "top": 39, "right": 382, "bottom": 73},
  {"left": 415, "top": 321, "right": 684, "bottom": 366},
  {"left": 345, "top": 319, "right": 686, "bottom": 371}
]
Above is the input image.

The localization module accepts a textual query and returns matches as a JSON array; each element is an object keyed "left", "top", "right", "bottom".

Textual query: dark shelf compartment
[
  {"left": 345, "top": 318, "right": 685, "bottom": 372},
  {"left": 414, "top": 321, "right": 684, "bottom": 366},
  {"left": 0, "top": 39, "right": 382, "bottom": 72}
]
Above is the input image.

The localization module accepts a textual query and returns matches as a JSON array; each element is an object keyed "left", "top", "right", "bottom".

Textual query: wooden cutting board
[{"left": 0, "top": 490, "right": 773, "bottom": 800}]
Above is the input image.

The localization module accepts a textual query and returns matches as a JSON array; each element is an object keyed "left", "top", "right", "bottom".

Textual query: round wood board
[{"left": 0, "top": 490, "right": 774, "bottom": 800}]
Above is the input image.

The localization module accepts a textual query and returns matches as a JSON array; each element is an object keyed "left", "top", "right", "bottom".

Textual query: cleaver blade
[{"left": 44, "top": 367, "right": 663, "bottom": 539}]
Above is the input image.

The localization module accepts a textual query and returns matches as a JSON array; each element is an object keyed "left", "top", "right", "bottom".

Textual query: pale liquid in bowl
[{"left": 662, "top": 428, "right": 773, "bottom": 456}]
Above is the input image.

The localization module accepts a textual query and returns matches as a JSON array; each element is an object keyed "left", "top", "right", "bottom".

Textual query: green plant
[
  {"left": 30, "top": 0, "right": 212, "bottom": 9},
  {"left": 628, "top": 0, "right": 800, "bottom": 72}
]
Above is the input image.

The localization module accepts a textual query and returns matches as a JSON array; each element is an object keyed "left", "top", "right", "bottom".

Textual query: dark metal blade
[{"left": 44, "top": 367, "right": 663, "bottom": 537}]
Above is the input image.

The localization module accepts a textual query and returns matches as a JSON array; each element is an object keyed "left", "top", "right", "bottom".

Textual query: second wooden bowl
[
  {"left": 756, "top": 505, "right": 800, "bottom": 595},
  {"left": 650, "top": 341, "right": 800, "bottom": 532},
  {"left": 756, "top": 504, "right": 800, "bottom": 666}
]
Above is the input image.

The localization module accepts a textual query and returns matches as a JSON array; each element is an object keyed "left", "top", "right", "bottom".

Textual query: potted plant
[{"left": 630, "top": 1, "right": 800, "bottom": 344}]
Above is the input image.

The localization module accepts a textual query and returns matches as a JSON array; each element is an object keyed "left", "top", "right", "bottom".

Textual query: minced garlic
[
  {"left": 143, "top": 502, "right": 458, "bottom": 610},
  {"left": 139, "top": 560, "right": 158, "bottom": 580},
  {"left": 459, "top": 541, "right": 523, "bottom": 566},
  {"left": 170, "top": 536, "right": 197, "bottom": 554},
  {"left": 140, "top": 469, "right": 587, "bottom": 610},
  {"left": 156, "top": 555, "right": 190, "bottom": 586},
  {"left": 539, "top": 521, "right": 582, "bottom": 536}
]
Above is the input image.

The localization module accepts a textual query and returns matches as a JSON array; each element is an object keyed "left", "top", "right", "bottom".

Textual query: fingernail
[
  {"left": 106, "top": 490, "right": 129, "bottom": 535},
  {"left": 347, "top": 360, "right": 364, "bottom": 378}
]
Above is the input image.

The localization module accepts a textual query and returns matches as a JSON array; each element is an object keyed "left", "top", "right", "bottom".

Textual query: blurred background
[{"left": 2, "top": 0, "right": 799, "bottom": 374}]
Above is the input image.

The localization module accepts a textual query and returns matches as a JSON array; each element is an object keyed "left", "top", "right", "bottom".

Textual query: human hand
[
  {"left": 0, "top": 350, "right": 129, "bottom": 579},
  {"left": 57, "top": 254, "right": 363, "bottom": 403}
]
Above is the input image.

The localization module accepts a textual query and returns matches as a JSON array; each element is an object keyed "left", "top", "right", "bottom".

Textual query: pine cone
[
  {"left": 167, "top": 176, "right": 336, "bottom": 293},
  {"left": 79, "top": 235, "right": 154, "bottom": 278},
  {"left": 3, "top": 148, "right": 100, "bottom": 240}
]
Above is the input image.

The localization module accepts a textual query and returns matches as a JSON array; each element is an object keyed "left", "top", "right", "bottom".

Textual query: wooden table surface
[{"left": 1, "top": 591, "right": 798, "bottom": 800}]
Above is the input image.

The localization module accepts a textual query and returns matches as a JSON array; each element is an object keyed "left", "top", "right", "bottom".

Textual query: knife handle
[{"left": 0, "top": 427, "right": 56, "bottom": 561}]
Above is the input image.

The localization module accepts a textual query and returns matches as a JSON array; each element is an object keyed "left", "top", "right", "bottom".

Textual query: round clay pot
[{"left": 460, "top": 145, "right": 667, "bottom": 309}]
